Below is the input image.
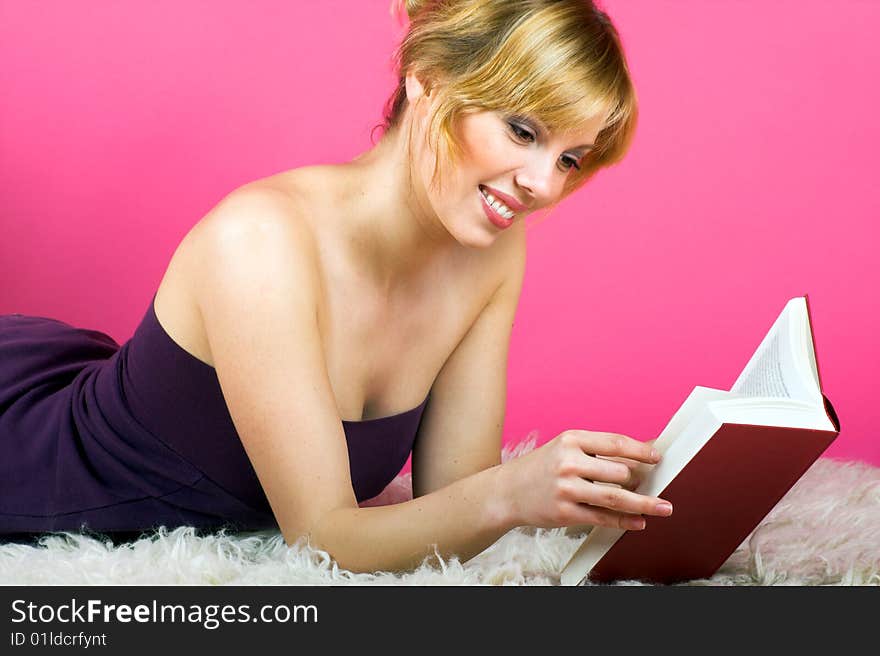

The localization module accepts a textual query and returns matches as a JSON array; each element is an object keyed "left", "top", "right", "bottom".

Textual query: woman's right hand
[{"left": 497, "top": 430, "right": 673, "bottom": 531}]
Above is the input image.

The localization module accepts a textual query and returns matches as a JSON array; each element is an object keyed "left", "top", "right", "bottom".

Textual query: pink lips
[
  {"left": 480, "top": 185, "right": 528, "bottom": 212},
  {"left": 479, "top": 187, "right": 513, "bottom": 230}
]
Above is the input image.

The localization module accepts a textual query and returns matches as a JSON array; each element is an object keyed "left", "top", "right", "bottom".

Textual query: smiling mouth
[{"left": 478, "top": 186, "right": 516, "bottom": 219}]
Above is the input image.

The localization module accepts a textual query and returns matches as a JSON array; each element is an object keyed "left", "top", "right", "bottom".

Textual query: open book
[{"left": 560, "top": 295, "right": 840, "bottom": 585}]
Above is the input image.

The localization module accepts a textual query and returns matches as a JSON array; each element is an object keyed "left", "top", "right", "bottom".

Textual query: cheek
[{"left": 460, "top": 124, "right": 513, "bottom": 177}]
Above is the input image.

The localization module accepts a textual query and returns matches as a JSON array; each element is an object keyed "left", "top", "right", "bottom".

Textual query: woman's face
[{"left": 407, "top": 75, "right": 606, "bottom": 247}]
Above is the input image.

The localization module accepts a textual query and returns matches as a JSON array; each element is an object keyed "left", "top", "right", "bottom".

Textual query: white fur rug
[{"left": 2, "top": 437, "right": 878, "bottom": 585}]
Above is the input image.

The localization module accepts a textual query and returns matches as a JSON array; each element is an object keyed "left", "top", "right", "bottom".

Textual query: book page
[
  {"left": 651, "top": 386, "right": 730, "bottom": 454},
  {"left": 730, "top": 327, "right": 793, "bottom": 398},
  {"left": 729, "top": 298, "right": 818, "bottom": 404},
  {"left": 799, "top": 300, "right": 822, "bottom": 399},
  {"left": 709, "top": 398, "right": 836, "bottom": 431}
]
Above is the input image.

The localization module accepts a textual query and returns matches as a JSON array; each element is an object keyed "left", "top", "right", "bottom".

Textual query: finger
[
  {"left": 621, "top": 473, "right": 642, "bottom": 492},
  {"left": 563, "top": 502, "right": 649, "bottom": 531},
  {"left": 596, "top": 455, "right": 651, "bottom": 490},
  {"left": 579, "top": 457, "right": 633, "bottom": 487},
  {"left": 598, "top": 454, "right": 644, "bottom": 468},
  {"left": 576, "top": 478, "right": 673, "bottom": 517},
  {"left": 576, "top": 431, "right": 660, "bottom": 464},
  {"left": 596, "top": 477, "right": 642, "bottom": 493}
]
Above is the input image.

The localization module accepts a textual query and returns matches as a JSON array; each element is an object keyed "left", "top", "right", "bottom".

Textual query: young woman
[{"left": 0, "top": 0, "right": 673, "bottom": 573}]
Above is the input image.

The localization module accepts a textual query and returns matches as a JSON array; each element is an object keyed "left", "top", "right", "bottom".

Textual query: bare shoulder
[
  {"left": 190, "top": 180, "right": 321, "bottom": 308},
  {"left": 152, "top": 176, "right": 323, "bottom": 368},
  {"left": 194, "top": 178, "right": 313, "bottom": 246},
  {"left": 150, "top": 174, "right": 320, "bottom": 366},
  {"left": 190, "top": 166, "right": 333, "bottom": 261}
]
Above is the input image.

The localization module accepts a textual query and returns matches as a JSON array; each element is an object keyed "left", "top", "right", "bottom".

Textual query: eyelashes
[
  {"left": 508, "top": 122, "right": 535, "bottom": 142},
  {"left": 506, "top": 121, "right": 582, "bottom": 171}
]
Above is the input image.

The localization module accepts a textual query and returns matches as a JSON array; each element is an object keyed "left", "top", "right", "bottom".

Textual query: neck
[{"left": 332, "top": 123, "right": 464, "bottom": 297}]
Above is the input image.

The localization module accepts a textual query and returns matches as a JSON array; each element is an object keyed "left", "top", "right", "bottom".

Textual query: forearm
[{"left": 304, "top": 463, "right": 516, "bottom": 574}]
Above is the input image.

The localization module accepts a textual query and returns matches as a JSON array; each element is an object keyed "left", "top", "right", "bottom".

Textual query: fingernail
[
  {"left": 651, "top": 449, "right": 661, "bottom": 461},
  {"left": 655, "top": 502, "right": 673, "bottom": 515},
  {"left": 624, "top": 517, "right": 646, "bottom": 530}
]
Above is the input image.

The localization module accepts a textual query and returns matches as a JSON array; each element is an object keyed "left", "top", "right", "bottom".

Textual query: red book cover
[
  {"left": 587, "top": 398, "right": 839, "bottom": 584},
  {"left": 560, "top": 296, "right": 840, "bottom": 585}
]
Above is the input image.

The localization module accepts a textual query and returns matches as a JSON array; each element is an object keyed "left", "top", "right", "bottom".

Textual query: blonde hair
[{"left": 379, "top": 0, "right": 639, "bottom": 201}]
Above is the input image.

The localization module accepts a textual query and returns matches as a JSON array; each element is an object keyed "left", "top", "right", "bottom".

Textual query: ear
[{"left": 404, "top": 69, "right": 431, "bottom": 103}]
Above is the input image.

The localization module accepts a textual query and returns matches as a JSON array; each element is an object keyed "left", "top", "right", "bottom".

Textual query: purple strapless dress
[{"left": 0, "top": 293, "right": 428, "bottom": 538}]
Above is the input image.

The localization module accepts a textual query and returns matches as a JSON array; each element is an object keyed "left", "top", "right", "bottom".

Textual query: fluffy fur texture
[{"left": 2, "top": 435, "right": 878, "bottom": 585}]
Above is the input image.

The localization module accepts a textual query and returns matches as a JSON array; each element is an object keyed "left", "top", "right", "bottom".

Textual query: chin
[
  {"left": 462, "top": 220, "right": 501, "bottom": 249},
  {"left": 437, "top": 201, "right": 503, "bottom": 249}
]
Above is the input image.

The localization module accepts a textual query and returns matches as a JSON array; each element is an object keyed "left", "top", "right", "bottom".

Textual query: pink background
[{"left": 2, "top": 1, "right": 877, "bottom": 468}]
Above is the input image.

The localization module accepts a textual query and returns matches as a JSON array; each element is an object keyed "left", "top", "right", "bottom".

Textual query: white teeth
[
  {"left": 481, "top": 188, "right": 514, "bottom": 219},
  {"left": 491, "top": 199, "right": 514, "bottom": 219}
]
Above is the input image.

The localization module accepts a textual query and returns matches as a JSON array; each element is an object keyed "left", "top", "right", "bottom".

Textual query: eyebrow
[{"left": 517, "top": 114, "right": 595, "bottom": 153}]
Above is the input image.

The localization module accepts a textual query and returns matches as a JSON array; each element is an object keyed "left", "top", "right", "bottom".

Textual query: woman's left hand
[{"left": 596, "top": 438, "right": 658, "bottom": 492}]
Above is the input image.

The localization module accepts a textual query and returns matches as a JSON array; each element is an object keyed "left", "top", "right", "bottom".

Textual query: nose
[{"left": 513, "top": 152, "right": 561, "bottom": 205}]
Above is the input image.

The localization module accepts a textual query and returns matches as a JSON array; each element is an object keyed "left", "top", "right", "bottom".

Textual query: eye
[
  {"left": 560, "top": 155, "right": 582, "bottom": 171},
  {"left": 508, "top": 122, "right": 535, "bottom": 143},
  {"left": 509, "top": 119, "right": 582, "bottom": 172}
]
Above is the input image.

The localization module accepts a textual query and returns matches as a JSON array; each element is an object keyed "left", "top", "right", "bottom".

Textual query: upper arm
[
  {"left": 411, "top": 227, "right": 527, "bottom": 498},
  {"left": 194, "top": 186, "right": 358, "bottom": 542}
]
